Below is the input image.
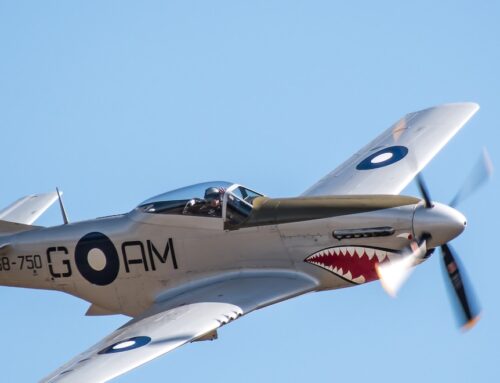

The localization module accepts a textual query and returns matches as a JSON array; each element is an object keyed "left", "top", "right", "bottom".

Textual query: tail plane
[{"left": 0, "top": 192, "right": 59, "bottom": 234}]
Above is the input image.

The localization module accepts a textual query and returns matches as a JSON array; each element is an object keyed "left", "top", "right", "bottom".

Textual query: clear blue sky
[{"left": 1, "top": 1, "right": 499, "bottom": 382}]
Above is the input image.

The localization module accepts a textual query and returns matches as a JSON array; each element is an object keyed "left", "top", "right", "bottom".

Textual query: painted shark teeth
[
  {"left": 305, "top": 246, "right": 399, "bottom": 284},
  {"left": 376, "top": 250, "right": 386, "bottom": 262},
  {"left": 352, "top": 275, "right": 366, "bottom": 283},
  {"left": 366, "top": 248, "right": 375, "bottom": 260}
]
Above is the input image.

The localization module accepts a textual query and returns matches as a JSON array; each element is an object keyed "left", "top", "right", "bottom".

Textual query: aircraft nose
[{"left": 413, "top": 202, "right": 467, "bottom": 248}]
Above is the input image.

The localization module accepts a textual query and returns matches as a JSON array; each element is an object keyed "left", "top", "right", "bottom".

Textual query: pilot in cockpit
[{"left": 182, "top": 187, "right": 224, "bottom": 217}]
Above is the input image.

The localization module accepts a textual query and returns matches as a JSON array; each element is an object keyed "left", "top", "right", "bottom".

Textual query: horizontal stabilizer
[
  {"left": 0, "top": 220, "right": 41, "bottom": 235},
  {"left": 0, "top": 192, "right": 59, "bottom": 225}
]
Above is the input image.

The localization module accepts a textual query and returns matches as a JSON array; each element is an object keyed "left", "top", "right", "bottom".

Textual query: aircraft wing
[
  {"left": 302, "top": 103, "right": 479, "bottom": 196},
  {"left": 41, "top": 271, "right": 317, "bottom": 383}
]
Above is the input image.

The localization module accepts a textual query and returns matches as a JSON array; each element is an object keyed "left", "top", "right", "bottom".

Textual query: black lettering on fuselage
[
  {"left": 46, "top": 246, "right": 72, "bottom": 278},
  {"left": 46, "top": 237, "right": 178, "bottom": 280},
  {"left": 147, "top": 238, "right": 178, "bottom": 270},
  {"left": 122, "top": 241, "right": 148, "bottom": 273}
]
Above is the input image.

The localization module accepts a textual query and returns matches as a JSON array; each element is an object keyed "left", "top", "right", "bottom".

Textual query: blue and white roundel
[
  {"left": 98, "top": 336, "right": 152, "bottom": 354},
  {"left": 356, "top": 145, "right": 408, "bottom": 170},
  {"left": 75, "top": 232, "right": 120, "bottom": 286}
]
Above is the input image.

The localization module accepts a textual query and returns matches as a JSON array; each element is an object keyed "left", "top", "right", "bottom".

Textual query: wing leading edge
[
  {"left": 41, "top": 271, "right": 317, "bottom": 383},
  {"left": 303, "top": 103, "right": 479, "bottom": 196}
]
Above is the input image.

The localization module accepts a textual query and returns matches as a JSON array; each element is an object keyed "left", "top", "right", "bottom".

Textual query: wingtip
[
  {"left": 409, "top": 102, "right": 480, "bottom": 120},
  {"left": 438, "top": 102, "right": 480, "bottom": 113},
  {"left": 460, "top": 102, "right": 480, "bottom": 113}
]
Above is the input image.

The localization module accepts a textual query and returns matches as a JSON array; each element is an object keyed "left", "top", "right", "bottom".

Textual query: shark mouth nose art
[{"left": 305, "top": 246, "right": 399, "bottom": 284}]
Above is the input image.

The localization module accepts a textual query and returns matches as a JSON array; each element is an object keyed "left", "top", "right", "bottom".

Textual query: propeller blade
[
  {"left": 440, "top": 243, "right": 480, "bottom": 330},
  {"left": 450, "top": 148, "right": 493, "bottom": 207},
  {"left": 416, "top": 174, "right": 433, "bottom": 208},
  {"left": 376, "top": 240, "right": 427, "bottom": 297}
]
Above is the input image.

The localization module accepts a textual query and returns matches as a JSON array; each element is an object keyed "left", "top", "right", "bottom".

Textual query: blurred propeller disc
[
  {"left": 416, "top": 174, "right": 433, "bottom": 208},
  {"left": 450, "top": 148, "right": 493, "bottom": 207},
  {"left": 440, "top": 244, "right": 481, "bottom": 331},
  {"left": 377, "top": 148, "right": 491, "bottom": 331}
]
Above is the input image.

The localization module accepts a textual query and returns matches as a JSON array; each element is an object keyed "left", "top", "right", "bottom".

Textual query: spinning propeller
[{"left": 376, "top": 149, "right": 493, "bottom": 330}]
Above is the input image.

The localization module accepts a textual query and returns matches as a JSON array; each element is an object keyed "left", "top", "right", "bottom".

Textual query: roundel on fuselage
[{"left": 75, "top": 232, "right": 120, "bottom": 286}]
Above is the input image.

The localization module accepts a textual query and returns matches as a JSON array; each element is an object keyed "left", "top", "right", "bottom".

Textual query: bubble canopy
[
  {"left": 137, "top": 181, "right": 264, "bottom": 222},
  {"left": 140, "top": 181, "right": 233, "bottom": 206}
]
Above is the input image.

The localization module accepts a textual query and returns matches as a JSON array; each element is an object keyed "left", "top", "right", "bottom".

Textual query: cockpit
[{"left": 137, "top": 181, "right": 264, "bottom": 226}]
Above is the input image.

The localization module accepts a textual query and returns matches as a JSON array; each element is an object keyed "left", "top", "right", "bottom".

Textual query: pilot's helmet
[{"left": 204, "top": 187, "right": 222, "bottom": 201}]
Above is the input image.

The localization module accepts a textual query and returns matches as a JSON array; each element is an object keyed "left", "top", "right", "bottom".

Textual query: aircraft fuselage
[{"left": 0, "top": 203, "right": 426, "bottom": 316}]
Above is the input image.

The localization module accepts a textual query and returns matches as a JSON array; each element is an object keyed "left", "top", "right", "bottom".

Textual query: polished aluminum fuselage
[{"left": 0, "top": 203, "right": 425, "bottom": 317}]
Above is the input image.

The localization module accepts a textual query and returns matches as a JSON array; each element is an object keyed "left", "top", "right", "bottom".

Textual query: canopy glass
[{"left": 137, "top": 181, "right": 263, "bottom": 224}]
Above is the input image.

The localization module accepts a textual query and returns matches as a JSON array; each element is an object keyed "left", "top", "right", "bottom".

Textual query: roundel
[
  {"left": 356, "top": 145, "right": 408, "bottom": 170},
  {"left": 75, "top": 232, "right": 119, "bottom": 286},
  {"left": 98, "top": 336, "right": 151, "bottom": 354}
]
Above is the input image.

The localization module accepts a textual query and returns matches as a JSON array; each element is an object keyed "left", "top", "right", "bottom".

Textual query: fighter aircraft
[{"left": 0, "top": 103, "right": 491, "bottom": 382}]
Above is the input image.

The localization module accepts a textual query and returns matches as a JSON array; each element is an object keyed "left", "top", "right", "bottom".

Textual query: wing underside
[{"left": 41, "top": 271, "right": 317, "bottom": 383}]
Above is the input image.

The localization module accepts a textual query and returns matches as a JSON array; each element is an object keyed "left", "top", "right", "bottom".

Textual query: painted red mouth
[{"left": 305, "top": 246, "right": 399, "bottom": 284}]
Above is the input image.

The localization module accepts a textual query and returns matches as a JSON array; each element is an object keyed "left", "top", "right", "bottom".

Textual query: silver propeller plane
[{"left": 0, "top": 103, "right": 491, "bottom": 382}]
